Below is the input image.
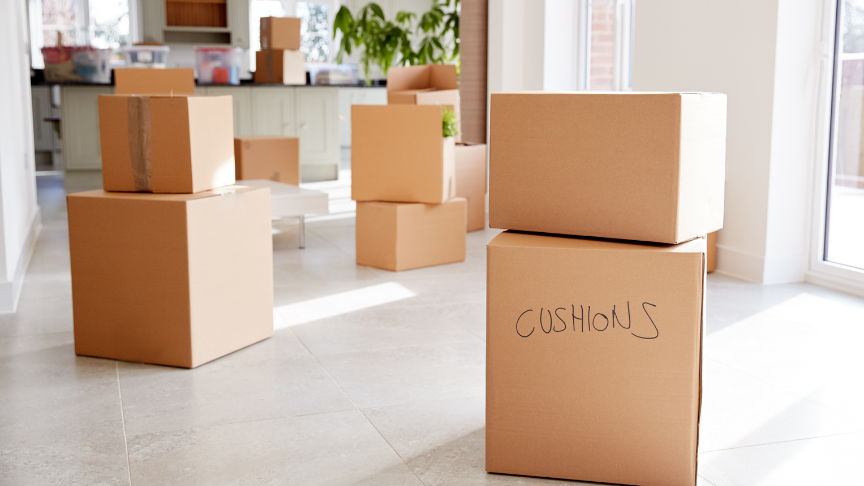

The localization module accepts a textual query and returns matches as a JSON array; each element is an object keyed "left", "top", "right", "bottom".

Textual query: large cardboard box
[
  {"left": 98, "top": 94, "right": 236, "bottom": 193},
  {"left": 255, "top": 49, "right": 306, "bottom": 85},
  {"left": 234, "top": 136, "right": 300, "bottom": 185},
  {"left": 67, "top": 186, "right": 274, "bottom": 369},
  {"left": 260, "top": 17, "right": 301, "bottom": 50},
  {"left": 356, "top": 198, "right": 467, "bottom": 271},
  {"left": 387, "top": 64, "right": 461, "bottom": 142},
  {"left": 351, "top": 105, "right": 456, "bottom": 204},
  {"left": 490, "top": 92, "right": 727, "bottom": 244},
  {"left": 455, "top": 143, "right": 486, "bottom": 231},
  {"left": 486, "top": 231, "right": 705, "bottom": 485},
  {"left": 114, "top": 68, "right": 195, "bottom": 96}
]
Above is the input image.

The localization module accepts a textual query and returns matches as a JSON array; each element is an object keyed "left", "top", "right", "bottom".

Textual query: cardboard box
[
  {"left": 114, "top": 68, "right": 195, "bottom": 96},
  {"left": 356, "top": 198, "right": 467, "bottom": 271},
  {"left": 486, "top": 231, "right": 705, "bottom": 485},
  {"left": 98, "top": 94, "right": 236, "bottom": 193},
  {"left": 490, "top": 92, "right": 727, "bottom": 244},
  {"left": 234, "top": 136, "right": 300, "bottom": 185},
  {"left": 351, "top": 105, "right": 456, "bottom": 204},
  {"left": 67, "top": 186, "right": 274, "bottom": 369},
  {"left": 254, "top": 49, "right": 306, "bottom": 85},
  {"left": 260, "top": 16, "right": 301, "bottom": 50},
  {"left": 455, "top": 143, "right": 487, "bottom": 231},
  {"left": 707, "top": 230, "right": 718, "bottom": 273},
  {"left": 387, "top": 64, "right": 461, "bottom": 141}
]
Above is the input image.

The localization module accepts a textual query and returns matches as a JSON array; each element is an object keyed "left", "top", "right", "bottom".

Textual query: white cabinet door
[
  {"left": 61, "top": 86, "right": 113, "bottom": 171},
  {"left": 252, "top": 88, "right": 296, "bottom": 136},
  {"left": 228, "top": 0, "right": 250, "bottom": 49},
  {"left": 295, "top": 88, "right": 339, "bottom": 181},
  {"left": 205, "top": 86, "right": 253, "bottom": 136},
  {"left": 31, "top": 86, "right": 54, "bottom": 151},
  {"left": 360, "top": 87, "right": 388, "bottom": 105},
  {"left": 339, "top": 87, "right": 386, "bottom": 148}
]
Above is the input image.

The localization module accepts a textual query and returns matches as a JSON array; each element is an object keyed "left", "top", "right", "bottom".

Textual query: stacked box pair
[
  {"left": 351, "top": 64, "right": 483, "bottom": 271},
  {"left": 67, "top": 71, "right": 274, "bottom": 368},
  {"left": 256, "top": 17, "right": 305, "bottom": 85},
  {"left": 485, "top": 92, "right": 727, "bottom": 486}
]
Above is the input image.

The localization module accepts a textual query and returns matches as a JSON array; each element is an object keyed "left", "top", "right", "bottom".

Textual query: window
[
  {"left": 296, "top": 2, "right": 329, "bottom": 63},
  {"left": 825, "top": 0, "right": 864, "bottom": 271},
  {"left": 579, "top": 0, "right": 634, "bottom": 91},
  {"left": 32, "top": 0, "right": 129, "bottom": 67}
]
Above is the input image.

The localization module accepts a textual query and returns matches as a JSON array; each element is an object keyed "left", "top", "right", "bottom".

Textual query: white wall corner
[
  {"left": 0, "top": 208, "right": 42, "bottom": 313},
  {"left": 715, "top": 244, "right": 765, "bottom": 283}
]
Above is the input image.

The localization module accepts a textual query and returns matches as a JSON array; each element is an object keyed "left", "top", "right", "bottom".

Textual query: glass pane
[
  {"left": 42, "top": 0, "right": 79, "bottom": 46},
  {"left": 297, "top": 2, "right": 329, "bottom": 63},
  {"left": 89, "top": 0, "right": 129, "bottom": 52},
  {"left": 843, "top": 0, "right": 864, "bottom": 53},
  {"left": 827, "top": 53, "right": 864, "bottom": 270},
  {"left": 588, "top": 1, "right": 615, "bottom": 90}
]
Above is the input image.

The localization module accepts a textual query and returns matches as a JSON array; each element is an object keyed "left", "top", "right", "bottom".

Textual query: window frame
[{"left": 807, "top": 0, "right": 864, "bottom": 296}]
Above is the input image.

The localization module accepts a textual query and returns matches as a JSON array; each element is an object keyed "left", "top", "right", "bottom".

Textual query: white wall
[
  {"left": 632, "top": 0, "right": 822, "bottom": 284},
  {"left": 0, "top": 0, "right": 42, "bottom": 312}
]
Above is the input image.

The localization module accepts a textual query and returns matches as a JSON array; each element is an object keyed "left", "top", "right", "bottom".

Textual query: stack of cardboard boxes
[
  {"left": 255, "top": 17, "right": 306, "bottom": 85},
  {"left": 485, "top": 92, "right": 727, "bottom": 485},
  {"left": 67, "top": 69, "right": 274, "bottom": 369},
  {"left": 352, "top": 64, "right": 482, "bottom": 271}
]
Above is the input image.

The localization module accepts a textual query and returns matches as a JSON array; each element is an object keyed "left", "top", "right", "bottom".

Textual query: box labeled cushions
[
  {"left": 352, "top": 105, "right": 456, "bottom": 204},
  {"left": 455, "top": 143, "right": 487, "bottom": 231},
  {"left": 260, "top": 17, "right": 301, "bottom": 50},
  {"left": 356, "top": 198, "right": 467, "bottom": 271},
  {"left": 486, "top": 231, "right": 705, "bottom": 485},
  {"left": 489, "top": 92, "right": 727, "bottom": 244},
  {"left": 67, "top": 186, "right": 274, "bottom": 368},
  {"left": 98, "top": 94, "right": 235, "bottom": 193},
  {"left": 234, "top": 136, "right": 300, "bottom": 185}
]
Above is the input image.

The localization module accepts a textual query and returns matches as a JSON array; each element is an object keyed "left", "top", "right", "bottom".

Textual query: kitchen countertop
[{"left": 32, "top": 80, "right": 387, "bottom": 88}]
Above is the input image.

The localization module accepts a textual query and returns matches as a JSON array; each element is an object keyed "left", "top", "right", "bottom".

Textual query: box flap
[
  {"left": 387, "top": 64, "right": 458, "bottom": 92},
  {"left": 67, "top": 185, "right": 262, "bottom": 203},
  {"left": 115, "top": 68, "right": 195, "bottom": 96},
  {"left": 488, "top": 231, "right": 706, "bottom": 254}
]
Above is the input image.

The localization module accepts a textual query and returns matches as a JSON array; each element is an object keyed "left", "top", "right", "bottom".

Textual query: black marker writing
[
  {"left": 612, "top": 302, "right": 631, "bottom": 329},
  {"left": 593, "top": 312, "right": 609, "bottom": 331},
  {"left": 516, "top": 309, "right": 534, "bottom": 338},
  {"left": 554, "top": 308, "right": 568, "bottom": 332},
  {"left": 632, "top": 302, "right": 659, "bottom": 340},
  {"left": 540, "top": 308, "right": 553, "bottom": 334}
]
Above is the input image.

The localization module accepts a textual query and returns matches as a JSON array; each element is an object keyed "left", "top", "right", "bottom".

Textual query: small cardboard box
[
  {"left": 114, "top": 68, "right": 195, "bottom": 96},
  {"left": 486, "top": 231, "right": 705, "bottom": 485},
  {"left": 67, "top": 186, "right": 274, "bottom": 369},
  {"left": 255, "top": 49, "right": 306, "bottom": 85},
  {"left": 234, "top": 136, "right": 300, "bottom": 185},
  {"left": 707, "top": 230, "right": 718, "bottom": 273},
  {"left": 260, "top": 16, "right": 301, "bottom": 50},
  {"left": 455, "top": 143, "right": 487, "bottom": 231},
  {"left": 351, "top": 105, "right": 456, "bottom": 204},
  {"left": 490, "top": 92, "right": 727, "bottom": 244},
  {"left": 356, "top": 198, "right": 467, "bottom": 271},
  {"left": 387, "top": 64, "right": 461, "bottom": 142},
  {"left": 98, "top": 95, "right": 236, "bottom": 193}
]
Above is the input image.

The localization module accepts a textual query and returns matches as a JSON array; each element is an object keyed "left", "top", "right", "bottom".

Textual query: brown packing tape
[{"left": 127, "top": 96, "right": 152, "bottom": 192}]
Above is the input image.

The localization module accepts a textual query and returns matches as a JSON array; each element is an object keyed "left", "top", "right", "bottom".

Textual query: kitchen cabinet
[
  {"left": 201, "top": 86, "right": 253, "bottom": 136},
  {"left": 61, "top": 86, "right": 113, "bottom": 171},
  {"left": 32, "top": 86, "right": 56, "bottom": 152},
  {"left": 295, "top": 88, "right": 339, "bottom": 182},
  {"left": 140, "top": 0, "right": 249, "bottom": 48},
  {"left": 251, "top": 87, "right": 296, "bottom": 137}
]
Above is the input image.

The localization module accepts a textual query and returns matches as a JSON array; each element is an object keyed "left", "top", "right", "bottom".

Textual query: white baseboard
[
  {"left": 0, "top": 209, "right": 43, "bottom": 313},
  {"left": 715, "top": 244, "right": 807, "bottom": 284}
]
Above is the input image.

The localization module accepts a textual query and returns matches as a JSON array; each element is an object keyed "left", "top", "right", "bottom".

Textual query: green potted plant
[{"left": 333, "top": 0, "right": 460, "bottom": 85}]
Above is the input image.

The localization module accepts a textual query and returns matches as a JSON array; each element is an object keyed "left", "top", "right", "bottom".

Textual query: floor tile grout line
[
  {"left": 699, "top": 430, "right": 860, "bottom": 454},
  {"left": 116, "top": 362, "right": 133, "bottom": 486},
  {"left": 286, "top": 326, "right": 429, "bottom": 486}
]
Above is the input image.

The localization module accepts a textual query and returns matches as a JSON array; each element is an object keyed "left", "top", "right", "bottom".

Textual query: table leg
[{"left": 298, "top": 215, "right": 306, "bottom": 249}]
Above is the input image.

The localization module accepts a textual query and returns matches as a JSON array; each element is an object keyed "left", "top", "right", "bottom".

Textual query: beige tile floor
[{"left": 2, "top": 176, "right": 864, "bottom": 485}]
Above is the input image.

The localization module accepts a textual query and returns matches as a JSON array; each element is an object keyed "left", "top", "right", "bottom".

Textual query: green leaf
[{"left": 442, "top": 108, "right": 460, "bottom": 138}]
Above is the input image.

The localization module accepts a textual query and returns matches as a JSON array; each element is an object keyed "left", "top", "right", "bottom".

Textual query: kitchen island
[{"left": 35, "top": 82, "right": 387, "bottom": 192}]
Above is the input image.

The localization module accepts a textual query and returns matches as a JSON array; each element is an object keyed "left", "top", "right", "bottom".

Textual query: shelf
[{"left": 163, "top": 26, "right": 230, "bottom": 33}]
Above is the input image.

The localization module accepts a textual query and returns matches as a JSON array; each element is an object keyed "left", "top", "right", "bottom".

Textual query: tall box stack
[
  {"left": 486, "top": 92, "right": 727, "bottom": 485},
  {"left": 67, "top": 69, "right": 274, "bottom": 368},
  {"left": 255, "top": 17, "right": 305, "bottom": 85},
  {"left": 351, "top": 100, "right": 466, "bottom": 271}
]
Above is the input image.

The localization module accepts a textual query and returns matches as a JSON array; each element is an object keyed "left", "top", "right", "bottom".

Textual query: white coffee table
[{"left": 239, "top": 180, "right": 329, "bottom": 249}]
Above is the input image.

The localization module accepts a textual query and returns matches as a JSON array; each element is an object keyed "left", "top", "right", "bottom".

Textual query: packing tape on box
[{"left": 127, "top": 96, "right": 152, "bottom": 191}]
